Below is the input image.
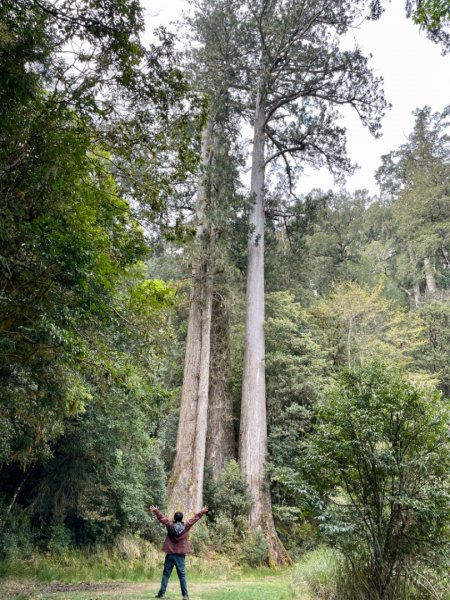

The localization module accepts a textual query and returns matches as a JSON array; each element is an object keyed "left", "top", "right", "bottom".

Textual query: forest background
[{"left": 0, "top": 1, "right": 449, "bottom": 599}]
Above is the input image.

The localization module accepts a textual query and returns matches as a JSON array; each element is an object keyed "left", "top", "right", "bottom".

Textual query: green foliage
[
  {"left": 0, "top": 503, "right": 33, "bottom": 561},
  {"left": 266, "top": 292, "right": 330, "bottom": 422},
  {"left": 408, "top": 0, "right": 450, "bottom": 51},
  {"left": 203, "top": 461, "right": 269, "bottom": 566},
  {"left": 206, "top": 460, "right": 251, "bottom": 523},
  {"left": 301, "top": 361, "right": 450, "bottom": 599},
  {"left": 265, "top": 292, "right": 330, "bottom": 550},
  {"left": 0, "top": 0, "right": 196, "bottom": 468},
  {"left": 0, "top": 542, "right": 161, "bottom": 583},
  {"left": 0, "top": 101, "right": 143, "bottom": 463},
  {"left": 314, "top": 282, "right": 426, "bottom": 371},
  {"left": 209, "top": 515, "right": 236, "bottom": 553},
  {"left": 303, "top": 191, "right": 369, "bottom": 294},
  {"left": 415, "top": 301, "right": 450, "bottom": 396},
  {"left": 205, "top": 460, "right": 252, "bottom": 555},
  {"left": 24, "top": 396, "right": 169, "bottom": 548},
  {"left": 370, "top": 1, "right": 450, "bottom": 52},
  {"left": 240, "top": 532, "right": 269, "bottom": 568},
  {"left": 376, "top": 107, "right": 450, "bottom": 303},
  {"left": 47, "top": 523, "right": 73, "bottom": 554},
  {"left": 189, "top": 520, "right": 211, "bottom": 556}
]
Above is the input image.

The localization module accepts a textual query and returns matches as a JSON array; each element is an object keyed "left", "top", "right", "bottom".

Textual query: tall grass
[
  {"left": 290, "top": 548, "right": 450, "bottom": 600},
  {"left": 290, "top": 547, "right": 336, "bottom": 599},
  {"left": 0, "top": 548, "right": 159, "bottom": 583},
  {"left": 0, "top": 535, "right": 243, "bottom": 584}
]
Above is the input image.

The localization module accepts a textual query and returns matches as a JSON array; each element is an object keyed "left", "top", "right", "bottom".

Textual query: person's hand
[
  {"left": 150, "top": 505, "right": 158, "bottom": 512},
  {"left": 201, "top": 506, "right": 209, "bottom": 514}
]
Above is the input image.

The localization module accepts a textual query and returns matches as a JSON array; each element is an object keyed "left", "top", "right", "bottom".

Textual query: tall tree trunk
[
  {"left": 239, "top": 91, "right": 291, "bottom": 565},
  {"left": 205, "top": 285, "right": 235, "bottom": 479},
  {"left": 424, "top": 256, "right": 437, "bottom": 296},
  {"left": 168, "top": 124, "right": 214, "bottom": 514}
]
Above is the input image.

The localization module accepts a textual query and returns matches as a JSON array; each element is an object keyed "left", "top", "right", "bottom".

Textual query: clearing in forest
[{"left": 0, "top": 574, "right": 307, "bottom": 600}]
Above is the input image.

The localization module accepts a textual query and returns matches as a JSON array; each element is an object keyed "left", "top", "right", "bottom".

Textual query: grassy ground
[
  {"left": 0, "top": 544, "right": 317, "bottom": 600},
  {"left": 0, "top": 573, "right": 307, "bottom": 600}
]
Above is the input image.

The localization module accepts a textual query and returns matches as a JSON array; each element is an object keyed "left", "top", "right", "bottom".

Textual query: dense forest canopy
[{"left": 0, "top": 1, "right": 449, "bottom": 599}]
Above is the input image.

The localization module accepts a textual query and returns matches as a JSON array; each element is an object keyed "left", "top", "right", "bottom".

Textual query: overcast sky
[{"left": 142, "top": 1, "right": 450, "bottom": 196}]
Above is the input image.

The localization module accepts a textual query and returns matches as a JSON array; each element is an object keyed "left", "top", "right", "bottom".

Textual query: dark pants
[{"left": 158, "top": 553, "right": 188, "bottom": 597}]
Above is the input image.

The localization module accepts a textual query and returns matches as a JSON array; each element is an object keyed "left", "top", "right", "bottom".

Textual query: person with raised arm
[{"left": 151, "top": 505, "right": 208, "bottom": 600}]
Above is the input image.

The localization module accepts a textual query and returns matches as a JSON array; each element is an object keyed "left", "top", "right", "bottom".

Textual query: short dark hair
[{"left": 174, "top": 511, "right": 183, "bottom": 522}]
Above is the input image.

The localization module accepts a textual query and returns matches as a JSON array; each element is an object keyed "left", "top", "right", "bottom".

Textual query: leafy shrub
[
  {"left": 240, "top": 531, "right": 269, "bottom": 567},
  {"left": 47, "top": 523, "right": 73, "bottom": 553},
  {"left": 0, "top": 503, "right": 33, "bottom": 560},
  {"left": 209, "top": 514, "right": 236, "bottom": 553},
  {"left": 301, "top": 361, "right": 450, "bottom": 600},
  {"left": 205, "top": 460, "right": 251, "bottom": 523},
  {"left": 204, "top": 460, "right": 252, "bottom": 554},
  {"left": 189, "top": 521, "right": 211, "bottom": 556}
]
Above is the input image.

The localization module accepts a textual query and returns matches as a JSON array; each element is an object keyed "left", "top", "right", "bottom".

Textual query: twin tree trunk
[
  {"left": 168, "top": 123, "right": 235, "bottom": 513},
  {"left": 168, "top": 125, "right": 215, "bottom": 514}
]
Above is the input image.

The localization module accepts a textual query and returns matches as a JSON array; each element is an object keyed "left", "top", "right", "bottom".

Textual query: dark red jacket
[{"left": 154, "top": 509, "right": 204, "bottom": 554}]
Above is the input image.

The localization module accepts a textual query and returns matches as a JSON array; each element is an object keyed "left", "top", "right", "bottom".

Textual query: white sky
[{"left": 142, "top": 0, "right": 450, "bottom": 196}]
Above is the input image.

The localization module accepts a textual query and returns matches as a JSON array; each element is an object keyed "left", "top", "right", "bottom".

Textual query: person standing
[{"left": 151, "top": 505, "right": 208, "bottom": 600}]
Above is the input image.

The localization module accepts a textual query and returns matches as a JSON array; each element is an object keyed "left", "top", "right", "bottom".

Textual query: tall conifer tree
[{"left": 239, "top": 0, "right": 386, "bottom": 563}]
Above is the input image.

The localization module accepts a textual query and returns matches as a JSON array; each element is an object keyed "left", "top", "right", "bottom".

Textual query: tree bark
[
  {"left": 424, "top": 256, "right": 437, "bottom": 296},
  {"left": 408, "top": 247, "right": 421, "bottom": 307},
  {"left": 168, "top": 124, "right": 214, "bottom": 514},
  {"left": 206, "top": 286, "right": 235, "bottom": 479},
  {"left": 239, "top": 90, "right": 291, "bottom": 565}
]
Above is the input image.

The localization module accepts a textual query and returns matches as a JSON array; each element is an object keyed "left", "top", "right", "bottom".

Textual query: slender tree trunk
[
  {"left": 239, "top": 91, "right": 291, "bottom": 565},
  {"left": 205, "top": 286, "right": 235, "bottom": 479},
  {"left": 0, "top": 474, "right": 28, "bottom": 530},
  {"left": 168, "top": 124, "right": 214, "bottom": 514},
  {"left": 424, "top": 256, "right": 437, "bottom": 296},
  {"left": 408, "top": 247, "right": 421, "bottom": 307}
]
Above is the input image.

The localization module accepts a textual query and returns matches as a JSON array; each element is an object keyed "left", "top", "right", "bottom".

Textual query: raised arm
[
  {"left": 151, "top": 505, "right": 171, "bottom": 526},
  {"left": 185, "top": 506, "right": 208, "bottom": 531}
]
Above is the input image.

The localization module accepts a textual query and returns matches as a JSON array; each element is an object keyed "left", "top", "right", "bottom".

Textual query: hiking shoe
[{"left": 155, "top": 594, "right": 164, "bottom": 598}]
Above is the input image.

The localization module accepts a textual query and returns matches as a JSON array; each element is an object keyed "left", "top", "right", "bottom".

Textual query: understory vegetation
[{"left": 1, "top": 1, "right": 449, "bottom": 599}]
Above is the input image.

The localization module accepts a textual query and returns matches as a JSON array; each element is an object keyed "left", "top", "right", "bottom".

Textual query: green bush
[
  {"left": 205, "top": 460, "right": 251, "bottom": 523},
  {"left": 240, "top": 531, "right": 269, "bottom": 567},
  {"left": 203, "top": 460, "right": 253, "bottom": 555},
  {"left": 0, "top": 503, "right": 33, "bottom": 561},
  {"left": 209, "top": 514, "right": 236, "bottom": 553},
  {"left": 189, "top": 520, "right": 211, "bottom": 556},
  {"left": 47, "top": 523, "right": 73, "bottom": 553},
  {"left": 301, "top": 361, "right": 450, "bottom": 600}
]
